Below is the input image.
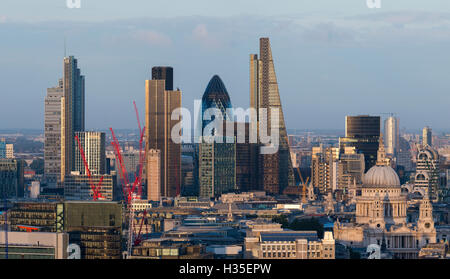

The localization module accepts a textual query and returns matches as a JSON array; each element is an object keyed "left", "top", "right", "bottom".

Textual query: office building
[
  {"left": 384, "top": 116, "right": 399, "bottom": 156},
  {"left": 0, "top": 231, "right": 68, "bottom": 259},
  {"left": 0, "top": 159, "right": 24, "bottom": 199},
  {"left": 423, "top": 126, "right": 432, "bottom": 147},
  {"left": 61, "top": 56, "right": 85, "bottom": 182},
  {"left": 311, "top": 146, "right": 339, "bottom": 195},
  {"left": 200, "top": 75, "right": 233, "bottom": 137},
  {"left": 44, "top": 79, "right": 64, "bottom": 184},
  {"left": 250, "top": 38, "right": 295, "bottom": 193},
  {"left": 340, "top": 115, "right": 380, "bottom": 172},
  {"left": 199, "top": 137, "right": 236, "bottom": 198},
  {"left": 245, "top": 231, "right": 335, "bottom": 259},
  {"left": 415, "top": 146, "right": 440, "bottom": 201},
  {"left": 152, "top": 66, "right": 173, "bottom": 91},
  {"left": 147, "top": 149, "right": 161, "bottom": 202},
  {"left": 74, "top": 131, "right": 106, "bottom": 175},
  {"left": 64, "top": 173, "right": 115, "bottom": 201},
  {"left": 234, "top": 122, "right": 259, "bottom": 192},
  {"left": 145, "top": 68, "right": 181, "bottom": 198}
]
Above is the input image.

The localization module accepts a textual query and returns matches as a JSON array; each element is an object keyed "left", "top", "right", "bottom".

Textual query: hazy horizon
[{"left": 1, "top": 1, "right": 450, "bottom": 131}]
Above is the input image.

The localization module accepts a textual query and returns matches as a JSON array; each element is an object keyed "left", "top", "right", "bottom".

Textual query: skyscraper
[
  {"left": 250, "top": 38, "right": 295, "bottom": 193},
  {"left": 200, "top": 75, "right": 233, "bottom": 137},
  {"left": 61, "top": 56, "right": 85, "bottom": 182},
  {"left": 74, "top": 131, "right": 106, "bottom": 176},
  {"left": 422, "top": 126, "right": 432, "bottom": 147},
  {"left": 152, "top": 66, "right": 173, "bottom": 91},
  {"left": 384, "top": 116, "right": 399, "bottom": 156},
  {"left": 340, "top": 115, "right": 380, "bottom": 172},
  {"left": 145, "top": 69, "right": 181, "bottom": 198},
  {"left": 44, "top": 79, "right": 64, "bottom": 184}
]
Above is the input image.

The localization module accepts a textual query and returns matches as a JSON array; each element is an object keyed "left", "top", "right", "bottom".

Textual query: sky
[{"left": 1, "top": 0, "right": 450, "bottom": 132}]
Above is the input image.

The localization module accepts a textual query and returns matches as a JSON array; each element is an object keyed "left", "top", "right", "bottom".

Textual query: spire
[{"left": 376, "top": 133, "right": 390, "bottom": 166}]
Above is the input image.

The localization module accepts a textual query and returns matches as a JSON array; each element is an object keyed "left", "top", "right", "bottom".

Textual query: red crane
[{"left": 75, "top": 134, "right": 104, "bottom": 201}]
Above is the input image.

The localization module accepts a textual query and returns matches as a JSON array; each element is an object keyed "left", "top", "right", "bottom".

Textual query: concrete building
[
  {"left": 0, "top": 231, "right": 68, "bottom": 259},
  {"left": 145, "top": 67, "right": 181, "bottom": 198},
  {"left": 245, "top": 230, "right": 335, "bottom": 259},
  {"left": 147, "top": 149, "right": 161, "bottom": 202},
  {"left": 311, "top": 145, "right": 339, "bottom": 195},
  {"left": 44, "top": 79, "right": 64, "bottom": 185}
]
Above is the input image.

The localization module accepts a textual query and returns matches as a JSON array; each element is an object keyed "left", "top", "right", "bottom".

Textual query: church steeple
[{"left": 376, "top": 133, "right": 391, "bottom": 166}]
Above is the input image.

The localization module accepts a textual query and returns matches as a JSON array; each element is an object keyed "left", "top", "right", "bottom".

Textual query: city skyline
[{"left": 2, "top": 4, "right": 450, "bottom": 131}]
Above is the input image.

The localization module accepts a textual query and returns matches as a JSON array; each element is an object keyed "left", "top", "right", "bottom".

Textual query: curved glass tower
[{"left": 201, "top": 75, "right": 233, "bottom": 137}]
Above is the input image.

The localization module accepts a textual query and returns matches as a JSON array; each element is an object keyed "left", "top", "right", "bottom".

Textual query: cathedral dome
[{"left": 363, "top": 165, "right": 400, "bottom": 187}]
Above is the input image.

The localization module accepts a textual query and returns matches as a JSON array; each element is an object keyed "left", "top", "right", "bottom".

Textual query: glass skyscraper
[{"left": 250, "top": 38, "right": 295, "bottom": 194}]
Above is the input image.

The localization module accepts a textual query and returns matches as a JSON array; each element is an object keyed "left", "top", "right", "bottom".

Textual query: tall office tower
[
  {"left": 422, "top": 126, "right": 432, "bottom": 147},
  {"left": 200, "top": 75, "right": 233, "bottom": 136},
  {"left": 0, "top": 159, "right": 24, "bottom": 198},
  {"left": 250, "top": 38, "right": 295, "bottom": 193},
  {"left": 44, "top": 79, "right": 64, "bottom": 184},
  {"left": 147, "top": 149, "right": 161, "bottom": 201},
  {"left": 152, "top": 66, "right": 173, "bottom": 91},
  {"left": 74, "top": 131, "right": 106, "bottom": 176},
  {"left": 234, "top": 122, "right": 259, "bottom": 192},
  {"left": 6, "top": 144, "right": 14, "bottom": 159},
  {"left": 199, "top": 136, "right": 236, "bottom": 198},
  {"left": 145, "top": 71, "right": 181, "bottom": 198},
  {"left": 384, "top": 116, "right": 399, "bottom": 156},
  {"left": 415, "top": 146, "right": 440, "bottom": 201},
  {"left": 397, "top": 137, "right": 414, "bottom": 172},
  {"left": 0, "top": 139, "right": 5, "bottom": 158},
  {"left": 311, "top": 145, "right": 339, "bottom": 195},
  {"left": 340, "top": 115, "right": 380, "bottom": 172},
  {"left": 61, "top": 56, "right": 85, "bottom": 182}
]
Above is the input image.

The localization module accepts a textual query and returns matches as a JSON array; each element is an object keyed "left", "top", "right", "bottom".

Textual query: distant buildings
[
  {"left": 384, "top": 116, "right": 399, "bottom": 156},
  {"left": 423, "top": 126, "right": 433, "bottom": 147},
  {"left": 0, "top": 139, "right": 5, "bottom": 158},
  {"left": 340, "top": 115, "right": 380, "bottom": 172},
  {"left": 145, "top": 66, "right": 181, "bottom": 198},
  {"left": 5, "top": 144, "right": 14, "bottom": 159}
]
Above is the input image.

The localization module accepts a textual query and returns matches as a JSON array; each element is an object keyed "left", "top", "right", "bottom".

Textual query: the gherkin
[{"left": 201, "top": 75, "right": 233, "bottom": 137}]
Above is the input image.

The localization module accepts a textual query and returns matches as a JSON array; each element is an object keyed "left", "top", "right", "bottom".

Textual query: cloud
[
  {"left": 191, "top": 23, "right": 221, "bottom": 48},
  {"left": 131, "top": 30, "right": 172, "bottom": 46}
]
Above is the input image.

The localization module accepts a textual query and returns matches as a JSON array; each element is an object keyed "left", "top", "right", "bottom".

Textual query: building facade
[
  {"left": 147, "top": 149, "right": 161, "bottom": 201},
  {"left": 0, "top": 159, "right": 24, "bottom": 199},
  {"left": 145, "top": 67, "right": 181, "bottom": 198},
  {"left": 250, "top": 38, "right": 295, "bottom": 194},
  {"left": 74, "top": 131, "right": 106, "bottom": 176}
]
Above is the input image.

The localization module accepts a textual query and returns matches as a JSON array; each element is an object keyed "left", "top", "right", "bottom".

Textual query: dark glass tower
[
  {"left": 340, "top": 115, "right": 380, "bottom": 172},
  {"left": 152, "top": 67, "right": 173, "bottom": 91},
  {"left": 201, "top": 75, "right": 233, "bottom": 137}
]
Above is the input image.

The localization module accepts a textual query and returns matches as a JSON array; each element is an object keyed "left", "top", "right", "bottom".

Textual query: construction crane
[
  {"left": 295, "top": 167, "right": 310, "bottom": 204},
  {"left": 109, "top": 101, "right": 148, "bottom": 258},
  {"left": 75, "top": 134, "right": 104, "bottom": 201}
]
